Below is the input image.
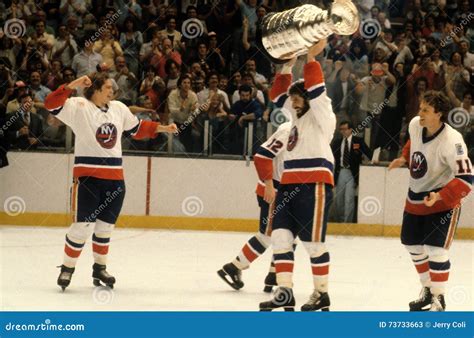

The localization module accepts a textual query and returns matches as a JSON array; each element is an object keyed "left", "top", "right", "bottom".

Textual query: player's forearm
[
  {"left": 401, "top": 140, "right": 411, "bottom": 164},
  {"left": 269, "top": 74, "right": 292, "bottom": 101},
  {"left": 439, "top": 177, "right": 472, "bottom": 205},
  {"left": 44, "top": 85, "right": 73, "bottom": 110},
  {"left": 304, "top": 61, "right": 324, "bottom": 89},
  {"left": 131, "top": 120, "right": 160, "bottom": 140}
]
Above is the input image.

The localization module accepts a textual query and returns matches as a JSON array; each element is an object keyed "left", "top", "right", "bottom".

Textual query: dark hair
[
  {"left": 18, "top": 92, "right": 32, "bottom": 102},
  {"left": 62, "top": 67, "right": 76, "bottom": 77},
  {"left": 241, "top": 72, "right": 256, "bottom": 85},
  {"left": 422, "top": 91, "right": 451, "bottom": 122},
  {"left": 186, "top": 5, "right": 197, "bottom": 13},
  {"left": 348, "top": 37, "right": 367, "bottom": 60},
  {"left": 339, "top": 120, "right": 353, "bottom": 129},
  {"left": 288, "top": 81, "right": 308, "bottom": 100},
  {"left": 164, "top": 59, "right": 180, "bottom": 75},
  {"left": 166, "top": 15, "right": 177, "bottom": 23},
  {"left": 414, "top": 76, "right": 428, "bottom": 88},
  {"left": 123, "top": 17, "right": 137, "bottom": 32},
  {"left": 238, "top": 84, "right": 252, "bottom": 94},
  {"left": 449, "top": 51, "right": 463, "bottom": 65},
  {"left": 177, "top": 74, "right": 192, "bottom": 88},
  {"left": 84, "top": 73, "right": 110, "bottom": 100},
  {"left": 206, "top": 71, "right": 219, "bottom": 84}
]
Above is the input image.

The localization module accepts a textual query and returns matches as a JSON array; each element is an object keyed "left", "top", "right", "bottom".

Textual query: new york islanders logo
[
  {"left": 287, "top": 126, "right": 299, "bottom": 151},
  {"left": 410, "top": 151, "right": 428, "bottom": 179},
  {"left": 96, "top": 123, "right": 118, "bottom": 149}
]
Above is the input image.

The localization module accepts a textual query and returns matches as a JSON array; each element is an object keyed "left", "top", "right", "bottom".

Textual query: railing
[{"left": 29, "top": 120, "right": 277, "bottom": 159}]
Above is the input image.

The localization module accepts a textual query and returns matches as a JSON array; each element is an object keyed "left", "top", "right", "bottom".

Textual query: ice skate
[
  {"left": 92, "top": 263, "right": 116, "bottom": 288},
  {"left": 217, "top": 263, "right": 244, "bottom": 290},
  {"left": 57, "top": 265, "right": 75, "bottom": 291},
  {"left": 301, "top": 290, "right": 330, "bottom": 311},
  {"left": 259, "top": 287, "right": 295, "bottom": 311}
]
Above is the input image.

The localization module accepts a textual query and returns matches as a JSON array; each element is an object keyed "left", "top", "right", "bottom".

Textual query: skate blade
[
  {"left": 217, "top": 270, "right": 243, "bottom": 290},
  {"left": 263, "top": 285, "right": 273, "bottom": 293},
  {"left": 93, "top": 278, "right": 114, "bottom": 289}
]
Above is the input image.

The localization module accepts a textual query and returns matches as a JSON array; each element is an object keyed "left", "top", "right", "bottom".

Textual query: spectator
[
  {"left": 140, "top": 29, "right": 163, "bottom": 65},
  {"left": 331, "top": 121, "right": 372, "bottom": 223},
  {"left": 227, "top": 71, "right": 242, "bottom": 98},
  {"left": 167, "top": 74, "right": 198, "bottom": 152},
  {"left": 159, "top": 16, "right": 182, "bottom": 51},
  {"left": 231, "top": 72, "right": 265, "bottom": 106},
  {"left": 229, "top": 84, "right": 263, "bottom": 154},
  {"left": 71, "top": 39, "right": 103, "bottom": 77},
  {"left": 241, "top": 16, "right": 272, "bottom": 80},
  {"left": 163, "top": 59, "right": 181, "bottom": 91},
  {"left": 327, "top": 62, "right": 357, "bottom": 129},
  {"left": 197, "top": 72, "right": 231, "bottom": 111},
  {"left": 5, "top": 93, "right": 43, "bottom": 150},
  {"left": 355, "top": 62, "right": 395, "bottom": 149},
  {"left": 93, "top": 28, "right": 123, "bottom": 70},
  {"left": 27, "top": 19, "right": 55, "bottom": 53},
  {"left": 120, "top": 17, "right": 143, "bottom": 76},
  {"left": 244, "top": 58, "right": 268, "bottom": 88},
  {"left": 445, "top": 51, "right": 470, "bottom": 101},
  {"left": 195, "top": 92, "right": 229, "bottom": 153},
  {"left": 29, "top": 71, "right": 51, "bottom": 103},
  {"left": 6, "top": 82, "right": 35, "bottom": 114},
  {"left": 192, "top": 75, "right": 206, "bottom": 95},
  {"left": 458, "top": 40, "right": 474, "bottom": 69},
  {"left": 65, "top": 15, "right": 83, "bottom": 42},
  {"left": 406, "top": 76, "right": 428, "bottom": 124},
  {"left": 346, "top": 37, "right": 369, "bottom": 78},
  {"left": 150, "top": 38, "right": 182, "bottom": 79},
  {"left": 377, "top": 62, "right": 407, "bottom": 159},
  {"left": 52, "top": 24, "right": 78, "bottom": 67},
  {"left": 140, "top": 67, "right": 163, "bottom": 96},
  {"left": 44, "top": 59, "right": 64, "bottom": 90},
  {"left": 145, "top": 78, "right": 167, "bottom": 115},
  {"left": 110, "top": 56, "right": 138, "bottom": 106},
  {"left": 59, "top": 0, "right": 87, "bottom": 25},
  {"left": 205, "top": 32, "right": 226, "bottom": 73},
  {"left": 193, "top": 42, "right": 212, "bottom": 74},
  {"left": 408, "top": 54, "right": 443, "bottom": 90}
]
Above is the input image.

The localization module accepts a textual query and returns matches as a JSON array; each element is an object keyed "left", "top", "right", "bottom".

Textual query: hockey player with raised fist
[
  {"left": 45, "top": 73, "right": 177, "bottom": 291},
  {"left": 389, "top": 91, "right": 472, "bottom": 311}
]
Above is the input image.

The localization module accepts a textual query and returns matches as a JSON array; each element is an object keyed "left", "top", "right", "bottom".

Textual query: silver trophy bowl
[{"left": 258, "top": 0, "right": 359, "bottom": 62}]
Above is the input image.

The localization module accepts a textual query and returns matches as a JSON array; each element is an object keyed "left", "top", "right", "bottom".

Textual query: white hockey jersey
[
  {"left": 269, "top": 61, "right": 336, "bottom": 186},
  {"left": 253, "top": 121, "right": 291, "bottom": 196},
  {"left": 402, "top": 116, "right": 473, "bottom": 215},
  {"left": 45, "top": 85, "right": 160, "bottom": 180}
]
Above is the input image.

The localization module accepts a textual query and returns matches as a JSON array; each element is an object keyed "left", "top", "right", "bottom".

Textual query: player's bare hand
[
  {"left": 66, "top": 75, "right": 92, "bottom": 90},
  {"left": 157, "top": 123, "right": 178, "bottom": 134},
  {"left": 388, "top": 157, "right": 407, "bottom": 170},
  {"left": 263, "top": 182, "right": 275, "bottom": 204},
  {"left": 423, "top": 191, "right": 440, "bottom": 207},
  {"left": 307, "top": 39, "right": 327, "bottom": 61}
]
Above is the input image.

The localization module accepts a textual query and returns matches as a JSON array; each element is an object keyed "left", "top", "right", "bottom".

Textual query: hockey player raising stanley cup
[{"left": 258, "top": 39, "right": 336, "bottom": 312}]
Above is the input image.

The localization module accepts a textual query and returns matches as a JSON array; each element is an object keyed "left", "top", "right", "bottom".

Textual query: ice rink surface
[{"left": 1, "top": 226, "right": 472, "bottom": 311}]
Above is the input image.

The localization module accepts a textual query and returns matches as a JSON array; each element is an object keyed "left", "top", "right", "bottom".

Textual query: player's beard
[{"left": 296, "top": 101, "right": 310, "bottom": 118}]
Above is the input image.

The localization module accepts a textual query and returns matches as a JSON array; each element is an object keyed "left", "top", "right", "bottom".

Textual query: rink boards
[{"left": 0, "top": 152, "right": 473, "bottom": 238}]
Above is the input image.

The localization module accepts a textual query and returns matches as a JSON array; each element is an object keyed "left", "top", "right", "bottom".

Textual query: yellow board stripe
[{"left": 0, "top": 212, "right": 473, "bottom": 240}]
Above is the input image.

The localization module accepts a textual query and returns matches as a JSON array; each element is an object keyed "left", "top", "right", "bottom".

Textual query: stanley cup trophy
[{"left": 258, "top": 0, "right": 359, "bottom": 63}]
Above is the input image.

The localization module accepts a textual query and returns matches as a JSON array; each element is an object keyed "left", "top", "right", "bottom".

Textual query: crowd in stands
[{"left": 0, "top": 0, "right": 472, "bottom": 164}]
